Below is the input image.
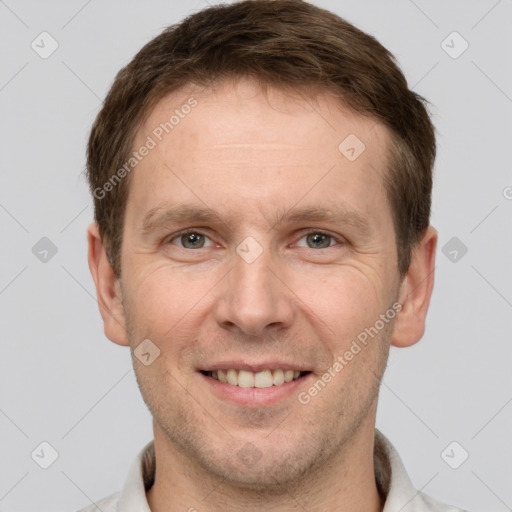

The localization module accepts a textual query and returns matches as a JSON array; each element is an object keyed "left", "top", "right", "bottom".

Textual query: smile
[{"left": 203, "top": 369, "right": 310, "bottom": 388}]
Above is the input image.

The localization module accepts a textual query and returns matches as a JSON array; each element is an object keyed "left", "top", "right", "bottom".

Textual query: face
[{"left": 107, "top": 79, "right": 405, "bottom": 487}]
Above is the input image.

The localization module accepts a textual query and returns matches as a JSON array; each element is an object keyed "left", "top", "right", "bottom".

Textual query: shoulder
[
  {"left": 74, "top": 491, "right": 120, "bottom": 512},
  {"left": 416, "top": 490, "right": 471, "bottom": 511},
  {"left": 375, "top": 430, "right": 471, "bottom": 512}
]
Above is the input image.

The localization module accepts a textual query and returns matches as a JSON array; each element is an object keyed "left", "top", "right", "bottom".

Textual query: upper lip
[{"left": 199, "top": 361, "right": 311, "bottom": 373}]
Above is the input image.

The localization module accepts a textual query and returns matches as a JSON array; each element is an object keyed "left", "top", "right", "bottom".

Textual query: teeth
[
  {"left": 273, "top": 369, "right": 284, "bottom": 386},
  {"left": 238, "top": 370, "right": 255, "bottom": 388},
  {"left": 227, "top": 369, "right": 238, "bottom": 386},
  {"left": 284, "top": 370, "right": 294, "bottom": 383},
  {"left": 208, "top": 369, "right": 305, "bottom": 388},
  {"left": 254, "top": 370, "right": 273, "bottom": 388}
]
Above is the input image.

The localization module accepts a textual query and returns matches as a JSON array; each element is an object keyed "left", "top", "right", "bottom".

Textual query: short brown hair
[{"left": 87, "top": 0, "right": 436, "bottom": 277}]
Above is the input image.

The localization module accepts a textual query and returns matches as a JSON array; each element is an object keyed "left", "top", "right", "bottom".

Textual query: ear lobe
[
  {"left": 87, "top": 223, "right": 130, "bottom": 346},
  {"left": 391, "top": 226, "right": 437, "bottom": 348}
]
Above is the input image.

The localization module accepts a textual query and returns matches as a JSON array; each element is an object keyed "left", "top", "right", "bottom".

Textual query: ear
[
  {"left": 391, "top": 226, "right": 437, "bottom": 348},
  {"left": 87, "top": 222, "right": 130, "bottom": 346}
]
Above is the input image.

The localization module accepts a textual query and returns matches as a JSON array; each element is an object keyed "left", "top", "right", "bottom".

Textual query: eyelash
[{"left": 166, "top": 229, "right": 344, "bottom": 249}]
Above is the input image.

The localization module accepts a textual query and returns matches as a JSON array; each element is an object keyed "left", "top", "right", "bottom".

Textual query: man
[{"left": 81, "top": 1, "right": 469, "bottom": 510}]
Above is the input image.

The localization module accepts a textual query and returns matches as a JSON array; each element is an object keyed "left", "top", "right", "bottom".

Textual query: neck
[{"left": 146, "top": 415, "right": 384, "bottom": 512}]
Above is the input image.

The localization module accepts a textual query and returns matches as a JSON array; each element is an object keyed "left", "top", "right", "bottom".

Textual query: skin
[{"left": 88, "top": 78, "right": 437, "bottom": 511}]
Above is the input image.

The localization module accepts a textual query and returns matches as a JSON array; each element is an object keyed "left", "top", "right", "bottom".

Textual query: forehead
[
  {"left": 138, "top": 79, "right": 389, "bottom": 155},
  {"left": 128, "top": 78, "right": 393, "bottom": 231}
]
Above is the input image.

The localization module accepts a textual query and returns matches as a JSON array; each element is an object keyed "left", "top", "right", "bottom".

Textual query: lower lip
[{"left": 200, "top": 372, "right": 312, "bottom": 407}]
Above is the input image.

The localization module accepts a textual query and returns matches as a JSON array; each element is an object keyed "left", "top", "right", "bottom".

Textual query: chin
[{"left": 178, "top": 426, "right": 335, "bottom": 492}]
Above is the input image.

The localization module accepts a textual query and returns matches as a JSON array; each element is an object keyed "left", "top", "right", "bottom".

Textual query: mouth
[{"left": 201, "top": 369, "right": 311, "bottom": 389}]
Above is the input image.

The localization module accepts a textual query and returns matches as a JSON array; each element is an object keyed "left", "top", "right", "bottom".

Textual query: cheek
[
  {"left": 123, "top": 264, "right": 205, "bottom": 340},
  {"left": 123, "top": 262, "right": 222, "bottom": 376},
  {"left": 291, "top": 266, "right": 388, "bottom": 345},
  {"left": 122, "top": 251, "right": 396, "bottom": 360},
  {"left": 296, "top": 265, "right": 383, "bottom": 316}
]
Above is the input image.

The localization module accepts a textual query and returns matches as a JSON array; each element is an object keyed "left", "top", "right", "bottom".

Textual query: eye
[
  {"left": 169, "top": 230, "right": 215, "bottom": 249},
  {"left": 295, "top": 231, "right": 341, "bottom": 249}
]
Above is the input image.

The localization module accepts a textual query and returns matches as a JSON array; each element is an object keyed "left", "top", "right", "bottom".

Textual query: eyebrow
[
  {"left": 140, "top": 202, "right": 373, "bottom": 238},
  {"left": 141, "top": 204, "right": 230, "bottom": 235},
  {"left": 273, "top": 206, "right": 373, "bottom": 237}
]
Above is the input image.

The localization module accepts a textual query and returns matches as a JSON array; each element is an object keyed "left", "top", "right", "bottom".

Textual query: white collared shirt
[{"left": 76, "top": 429, "right": 469, "bottom": 511}]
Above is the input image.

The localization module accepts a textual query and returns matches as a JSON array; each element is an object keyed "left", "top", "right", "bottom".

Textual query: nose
[{"left": 213, "top": 245, "right": 294, "bottom": 337}]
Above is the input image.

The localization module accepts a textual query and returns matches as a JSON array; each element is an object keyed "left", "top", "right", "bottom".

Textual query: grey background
[{"left": 0, "top": 0, "right": 511, "bottom": 511}]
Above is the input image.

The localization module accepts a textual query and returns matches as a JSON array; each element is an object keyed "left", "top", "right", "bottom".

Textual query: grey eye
[
  {"left": 179, "top": 232, "right": 206, "bottom": 249},
  {"left": 305, "top": 233, "right": 333, "bottom": 249}
]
